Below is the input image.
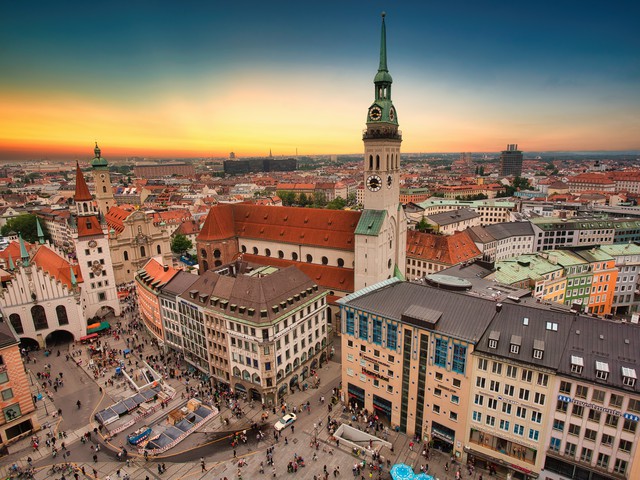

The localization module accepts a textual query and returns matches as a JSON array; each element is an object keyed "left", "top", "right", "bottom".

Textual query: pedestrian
[
  {"left": 93, "top": 453, "right": 98, "bottom": 463},
  {"left": 291, "top": 425, "right": 295, "bottom": 434},
  {"left": 201, "top": 457, "right": 206, "bottom": 472}
]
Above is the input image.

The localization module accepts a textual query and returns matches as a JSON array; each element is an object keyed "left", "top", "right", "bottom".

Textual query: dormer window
[
  {"left": 189, "top": 290, "right": 198, "bottom": 299},
  {"left": 546, "top": 321, "right": 558, "bottom": 332},
  {"left": 595, "top": 361, "right": 609, "bottom": 381},
  {"left": 533, "top": 340, "right": 545, "bottom": 360},
  {"left": 571, "top": 355, "right": 584, "bottom": 374},
  {"left": 510, "top": 335, "right": 521, "bottom": 355},
  {"left": 622, "top": 367, "right": 637, "bottom": 387},
  {"left": 488, "top": 331, "right": 500, "bottom": 349}
]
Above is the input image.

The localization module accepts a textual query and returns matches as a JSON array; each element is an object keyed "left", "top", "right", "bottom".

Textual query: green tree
[
  {"left": 276, "top": 190, "right": 296, "bottom": 206},
  {"left": 1, "top": 214, "right": 50, "bottom": 243},
  {"left": 170, "top": 234, "right": 193, "bottom": 255},
  {"left": 298, "top": 192, "right": 310, "bottom": 206},
  {"left": 416, "top": 218, "right": 433, "bottom": 233},
  {"left": 313, "top": 191, "right": 327, "bottom": 208},
  {"left": 346, "top": 192, "right": 357, "bottom": 206},
  {"left": 326, "top": 196, "right": 347, "bottom": 210}
]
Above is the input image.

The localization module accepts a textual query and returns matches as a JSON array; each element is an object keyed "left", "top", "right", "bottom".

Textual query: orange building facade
[
  {"left": 0, "top": 322, "right": 39, "bottom": 447},
  {"left": 135, "top": 258, "right": 179, "bottom": 343}
]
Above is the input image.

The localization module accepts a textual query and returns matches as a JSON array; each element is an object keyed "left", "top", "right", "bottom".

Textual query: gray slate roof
[
  {"left": 160, "top": 271, "right": 199, "bottom": 297},
  {"left": 0, "top": 320, "right": 18, "bottom": 348},
  {"left": 558, "top": 316, "right": 640, "bottom": 393},
  {"left": 342, "top": 281, "right": 499, "bottom": 343},
  {"left": 474, "top": 302, "right": 574, "bottom": 370},
  {"left": 178, "top": 263, "right": 322, "bottom": 323},
  {"left": 425, "top": 208, "right": 480, "bottom": 226}
]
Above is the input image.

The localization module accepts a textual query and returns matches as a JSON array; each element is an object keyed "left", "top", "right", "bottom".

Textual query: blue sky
[{"left": 1, "top": 1, "right": 638, "bottom": 157}]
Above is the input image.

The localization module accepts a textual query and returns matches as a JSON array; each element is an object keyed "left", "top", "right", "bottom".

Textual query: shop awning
[
  {"left": 87, "top": 321, "right": 110, "bottom": 334},
  {"left": 80, "top": 333, "right": 99, "bottom": 342}
]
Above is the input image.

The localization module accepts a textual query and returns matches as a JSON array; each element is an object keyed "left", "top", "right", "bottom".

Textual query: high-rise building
[{"left": 500, "top": 144, "right": 523, "bottom": 177}]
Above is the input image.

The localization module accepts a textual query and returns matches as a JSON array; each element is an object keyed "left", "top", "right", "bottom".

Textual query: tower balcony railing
[{"left": 362, "top": 128, "right": 402, "bottom": 140}]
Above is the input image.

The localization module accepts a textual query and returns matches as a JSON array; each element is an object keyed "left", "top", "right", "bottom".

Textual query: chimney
[
  {"left": 496, "top": 303, "right": 503, "bottom": 313},
  {"left": 163, "top": 265, "right": 169, "bottom": 272}
]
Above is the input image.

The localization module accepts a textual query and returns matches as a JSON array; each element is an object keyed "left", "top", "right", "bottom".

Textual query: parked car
[{"left": 274, "top": 413, "right": 297, "bottom": 431}]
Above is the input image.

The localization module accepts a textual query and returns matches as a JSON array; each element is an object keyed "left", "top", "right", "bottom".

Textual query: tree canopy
[
  {"left": 0, "top": 214, "right": 50, "bottom": 243},
  {"left": 170, "top": 234, "right": 193, "bottom": 255}
]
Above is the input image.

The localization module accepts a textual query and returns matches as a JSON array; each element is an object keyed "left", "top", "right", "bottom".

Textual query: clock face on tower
[
  {"left": 369, "top": 106, "right": 382, "bottom": 121},
  {"left": 367, "top": 175, "right": 382, "bottom": 192},
  {"left": 88, "top": 240, "right": 97, "bottom": 248},
  {"left": 389, "top": 107, "right": 395, "bottom": 122},
  {"left": 387, "top": 175, "right": 393, "bottom": 188}
]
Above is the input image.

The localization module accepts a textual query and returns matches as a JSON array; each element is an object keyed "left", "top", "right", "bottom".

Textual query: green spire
[
  {"left": 70, "top": 266, "right": 77, "bottom": 286},
  {"left": 379, "top": 12, "right": 387, "bottom": 72},
  {"left": 36, "top": 218, "right": 45, "bottom": 244},
  {"left": 8, "top": 253, "right": 15, "bottom": 271},
  {"left": 374, "top": 12, "right": 393, "bottom": 85},
  {"left": 18, "top": 234, "right": 29, "bottom": 266}
]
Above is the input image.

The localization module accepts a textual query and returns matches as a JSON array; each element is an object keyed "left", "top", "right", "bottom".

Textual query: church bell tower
[
  {"left": 355, "top": 13, "right": 407, "bottom": 291},
  {"left": 92, "top": 142, "right": 115, "bottom": 216}
]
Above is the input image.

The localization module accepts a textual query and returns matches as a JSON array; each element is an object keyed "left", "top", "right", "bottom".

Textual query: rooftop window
[
  {"left": 622, "top": 367, "right": 637, "bottom": 387},
  {"left": 571, "top": 355, "right": 584, "bottom": 374},
  {"left": 595, "top": 361, "right": 609, "bottom": 381}
]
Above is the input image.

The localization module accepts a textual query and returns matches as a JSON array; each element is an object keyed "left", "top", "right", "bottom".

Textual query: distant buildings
[
  {"left": 133, "top": 163, "right": 195, "bottom": 178},
  {"left": 500, "top": 144, "right": 523, "bottom": 177},
  {"left": 223, "top": 158, "right": 297, "bottom": 175}
]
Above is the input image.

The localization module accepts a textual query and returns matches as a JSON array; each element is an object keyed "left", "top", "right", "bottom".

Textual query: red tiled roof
[
  {"left": 406, "top": 230, "right": 481, "bottom": 265},
  {"left": 140, "top": 258, "right": 178, "bottom": 287},
  {"left": 31, "top": 245, "right": 83, "bottom": 288},
  {"left": 196, "top": 204, "right": 236, "bottom": 241},
  {"left": 197, "top": 204, "right": 361, "bottom": 251},
  {"left": 242, "top": 254, "right": 354, "bottom": 293},
  {"left": 77, "top": 215, "right": 103, "bottom": 238},
  {"left": 0, "top": 241, "right": 29, "bottom": 265},
  {"left": 105, "top": 206, "right": 133, "bottom": 233},
  {"left": 174, "top": 220, "right": 200, "bottom": 236},
  {"left": 74, "top": 163, "right": 93, "bottom": 201}
]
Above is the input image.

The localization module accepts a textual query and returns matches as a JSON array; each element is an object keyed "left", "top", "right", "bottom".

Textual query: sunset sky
[{"left": 1, "top": 1, "right": 639, "bottom": 160}]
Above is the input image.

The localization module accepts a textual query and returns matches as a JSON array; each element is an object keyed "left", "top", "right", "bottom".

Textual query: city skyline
[{"left": 0, "top": 1, "right": 639, "bottom": 160}]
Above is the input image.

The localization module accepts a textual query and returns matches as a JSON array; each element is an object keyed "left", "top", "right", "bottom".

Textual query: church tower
[
  {"left": 92, "top": 142, "right": 115, "bottom": 216},
  {"left": 354, "top": 13, "right": 407, "bottom": 290},
  {"left": 72, "top": 162, "right": 121, "bottom": 318}
]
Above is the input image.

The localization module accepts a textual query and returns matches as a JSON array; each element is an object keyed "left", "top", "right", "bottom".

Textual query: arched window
[
  {"left": 242, "top": 370, "right": 251, "bottom": 381},
  {"left": 31, "top": 305, "right": 48, "bottom": 331},
  {"left": 292, "top": 252, "right": 298, "bottom": 261},
  {"left": 213, "top": 249, "right": 221, "bottom": 259},
  {"left": 233, "top": 367, "right": 241, "bottom": 377},
  {"left": 321, "top": 256, "right": 328, "bottom": 265},
  {"left": 252, "top": 373, "right": 261, "bottom": 384},
  {"left": 140, "top": 246, "right": 146, "bottom": 257},
  {"left": 200, "top": 249, "right": 207, "bottom": 258},
  {"left": 241, "top": 245, "right": 247, "bottom": 253},
  {"left": 369, "top": 155, "right": 373, "bottom": 170},
  {"left": 214, "top": 260, "right": 222, "bottom": 267},
  {"left": 306, "top": 254, "right": 313, "bottom": 263},
  {"left": 202, "top": 260, "right": 209, "bottom": 271},
  {"left": 123, "top": 251, "right": 129, "bottom": 261},
  {"left": 56, "top": 305, "right": 69, "bottom": 326},
  {"left": 9, "top": 314, "right": 23, "bottom": 334},
  {"left": 253, "top": 247, "right": 258, "bottom": 255},
  {"left": 376, "top": 155, "right": 380, "bottom": 170},
  {"left": 157, "top": 245, "right": 161, "bottom": 254},
  {"left": 265, "top": 248, "right": 271, "bottom": 257},
  {"left": 102, "top": 186, "right": 107, "bottom": 193},
  {"left": 337, "top": 258, "right": 344, "bottom": 268},
  {"left": 278, "top": 250, "right": 284, "bottom": 259}
]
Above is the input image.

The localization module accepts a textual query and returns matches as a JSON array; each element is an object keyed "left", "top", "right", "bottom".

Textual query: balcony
[{"left": 362, "top": 128, "right": 402, "bottom": 141}]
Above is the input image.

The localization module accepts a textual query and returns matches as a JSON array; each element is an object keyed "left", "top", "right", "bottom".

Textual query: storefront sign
[
  {"left": 359, "top": 352, "right": 389, "bottom": 367},
  {"left": 361, "top": 367, "right": 389, "bottom": 382},
  {"left": 557, "top": 394, "right": 639, "bottom": 420}
]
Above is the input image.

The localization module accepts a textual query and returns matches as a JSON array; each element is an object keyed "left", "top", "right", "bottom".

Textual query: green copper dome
[{"left": 91, "top": 142, "right": 109, "bottom": 168}]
